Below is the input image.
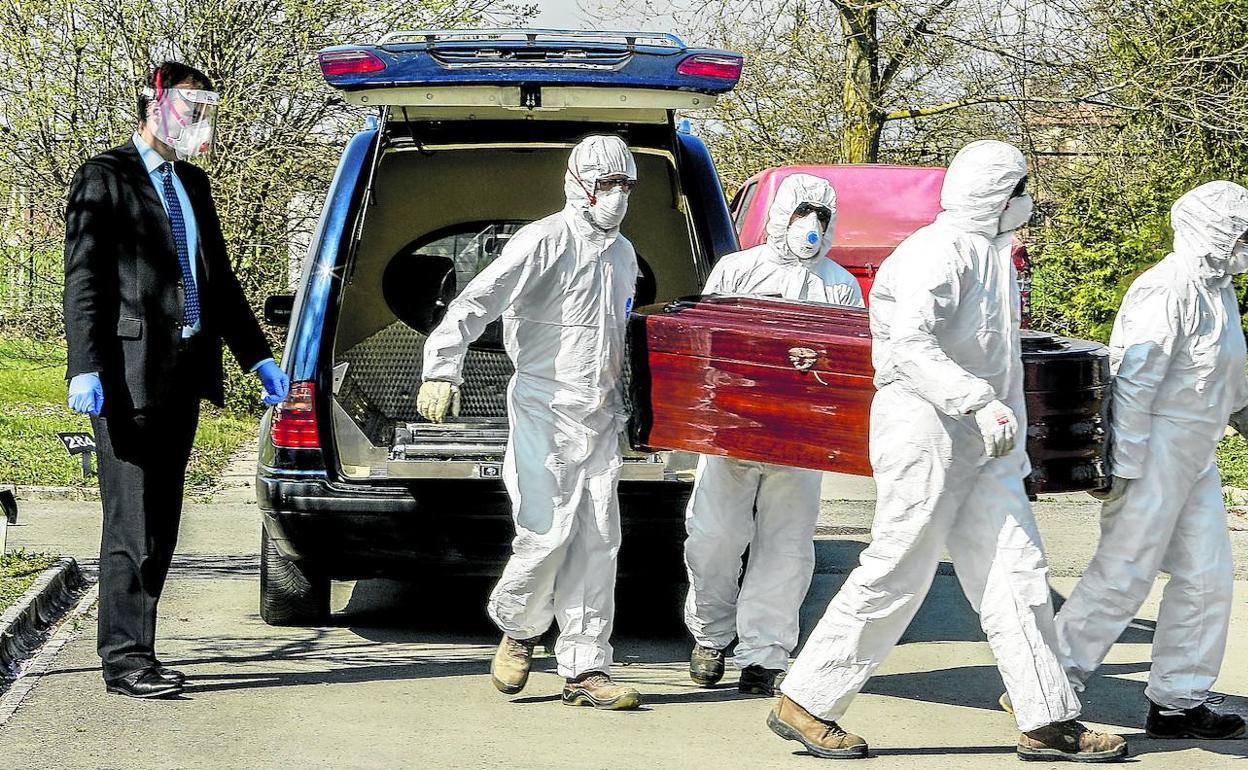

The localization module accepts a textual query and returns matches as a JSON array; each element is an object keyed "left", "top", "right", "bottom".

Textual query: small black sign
[{"left": 57, "top": 432, "right": 96, "bottom": 455}]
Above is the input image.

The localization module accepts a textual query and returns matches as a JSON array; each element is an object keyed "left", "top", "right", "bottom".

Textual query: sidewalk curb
[
  {"left": 0, "top": 583, "right": 97, "bottom": 729},
  {"left": 14, "top": 486, "right": 100, "bottom": 502},
  {"left": 0, "top": 557, "right": 87, "bottom": 677}
]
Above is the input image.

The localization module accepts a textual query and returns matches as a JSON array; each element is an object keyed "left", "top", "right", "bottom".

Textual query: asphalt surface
[{"left": 1, "top": 460, "right": 1246, "bottom": 769}]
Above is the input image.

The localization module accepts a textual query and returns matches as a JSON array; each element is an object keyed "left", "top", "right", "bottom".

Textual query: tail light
[
  {"left": 676, "top": 54, "right": 743, "bottom": 80},
  {"left": 271, "top": 382, "right": 319, "bottom": 449},
  {"left": 319, "top": 50, "right": 386, "bottom": 77}
]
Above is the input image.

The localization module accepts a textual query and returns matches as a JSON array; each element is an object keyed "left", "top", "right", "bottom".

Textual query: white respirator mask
[
  {"left": 144, "top": 82, "right": 219, "bottom": 161},
  {"left": 786, "top": 213, "right": 824, "bottom": 260},
  {"left": 1226, "top": 239, "right": 1248, "bottom": 275},
  {"left": 998, "top": 192, "right": 1034, "bottom": 234},
  {"left": 590, "top": 188, "right": 629, "bottom": 231}
]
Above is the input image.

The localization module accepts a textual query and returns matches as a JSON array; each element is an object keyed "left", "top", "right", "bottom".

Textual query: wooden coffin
[{"left": 628, "top": 295, "right": 1111, "bottom": 494}]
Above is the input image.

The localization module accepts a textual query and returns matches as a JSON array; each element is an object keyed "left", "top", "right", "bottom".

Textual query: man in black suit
[{"left": 63, "top": 61, "right": 289, "bottom": 699}]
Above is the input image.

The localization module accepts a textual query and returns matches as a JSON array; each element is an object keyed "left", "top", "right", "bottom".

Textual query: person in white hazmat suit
[
  {"left": 416, "top": 135, "right": 642, "bottom": 710},
  {"left": 1051, "top": 181, "right": 1248, "bottom": 741},
  {"left": 766, "top": 140, "right": 1127, "bottom": 762},
  {"left": 685, "top": 174, "right": 864, "bottom": 696}
]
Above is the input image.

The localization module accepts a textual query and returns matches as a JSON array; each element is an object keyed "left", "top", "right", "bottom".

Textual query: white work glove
[
  {"left": 972, "top": 399, "right": 1018, "bottom": 458},
  {"left": 1088, "top": 476, "right": 1129, "bottom": 503},
  {"left": 416, "top": 380, "right": 460, "bottom": 424},
  {"left": 1230, "top": 406, "right": 1248, "bottom": 439}
]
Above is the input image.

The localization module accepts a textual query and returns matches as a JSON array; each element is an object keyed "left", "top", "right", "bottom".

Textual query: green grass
[
  {"left": 0, "top": 334, "right": 256, "bottom": 490},
  {"left": 1217, "top": 434, "right": 1248, "bottom": 489},
  {"left": 0, "top": 550, "right": 57, "bottom": 611}
]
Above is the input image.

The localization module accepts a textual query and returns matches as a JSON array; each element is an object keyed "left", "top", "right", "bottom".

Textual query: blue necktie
[{"left": 158, "top": 163, "right": 200, "bottom": 327}]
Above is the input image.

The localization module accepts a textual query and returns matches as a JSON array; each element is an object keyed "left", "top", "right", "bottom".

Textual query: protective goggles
[
  {"left": 1011, "top": 175, "right": 1029, "bottom": 198},
  {"left": 594, "top": 177, "right": 638, "bottom": 194},
  {"left": 794, "top": 201, "right": 833, "bottom": 227}
]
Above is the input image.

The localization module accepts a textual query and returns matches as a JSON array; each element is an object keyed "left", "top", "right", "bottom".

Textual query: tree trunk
[{"left": 839, "top": 1, "right": 885, "bottom": 163}]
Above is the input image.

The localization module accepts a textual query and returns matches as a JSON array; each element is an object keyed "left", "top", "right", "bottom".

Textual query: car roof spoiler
[{"left": 319, "top": 27, "right": 744, "bottom": 100}]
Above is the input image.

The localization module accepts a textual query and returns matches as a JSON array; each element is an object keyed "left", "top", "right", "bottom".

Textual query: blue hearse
[{"left": 257, "top": 29, "right": 743, "bottom": 624}]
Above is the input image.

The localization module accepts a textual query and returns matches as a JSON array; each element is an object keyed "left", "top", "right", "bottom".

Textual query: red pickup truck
[{"left": 727, "top": 164, "right": 1031, "bottom": 319}]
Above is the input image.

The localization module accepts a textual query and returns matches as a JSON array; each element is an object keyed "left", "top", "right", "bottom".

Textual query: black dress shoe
[
  {"left": 105, "top": 667, "right": 183, "bottom": 699},
  {"left": 1146, "top": 697, "right": 1246, "bottom": 740},
  {"left": 154, "top": 665, "right": 187, "bottom": 684}
]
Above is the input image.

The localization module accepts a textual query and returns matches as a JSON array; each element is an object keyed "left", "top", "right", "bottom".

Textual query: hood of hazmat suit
[
  {"left": 708, "top": 174, "right": 864, "bottom": 306},
  {"left": 565, "top": 134, "right": 638, "bottom": 233},
  {"left": 1106, "top": 180, "right": 1248, "bottom": 479},
  {"left": 1054, "top": 182, "right": 1248, "bottom": 712},
  {"left": 420, "top": 135, "right": 640, "bottom": 680},
  {"left": 764, "top": 173, "right": 838, "bottom": 264},
  {"left": 780, "top": 140, "right": 1084, "bottom": 734}
]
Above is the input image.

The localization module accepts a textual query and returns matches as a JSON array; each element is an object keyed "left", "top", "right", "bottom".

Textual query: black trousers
[{"left": 91, "top": 341, "right": 203, "bottom": 680}]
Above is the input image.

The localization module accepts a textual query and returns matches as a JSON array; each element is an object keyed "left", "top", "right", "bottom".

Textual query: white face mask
[
  {"left": 998, "top": 192, "right": 1034, "bottom": 234},
  {"left": 786, "top": 213, "right": 823, "bottom": 260},
  {"left": 590, "top": 188, "right": 629, "bottom": 231},
  {"left": 1228, "top": 239, "right": 1248, "bottom": 275},
  {"left": 170, "top": 120, "right": 214, "bottom": 160}
]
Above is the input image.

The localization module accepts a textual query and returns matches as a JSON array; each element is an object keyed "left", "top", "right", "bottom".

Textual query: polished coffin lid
[{"left": 628, "top": 295, "right": 1111, "bottom": 493}]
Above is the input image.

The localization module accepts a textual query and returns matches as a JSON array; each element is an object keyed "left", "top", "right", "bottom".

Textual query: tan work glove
[
  {"left": 416, "top": 380, "right": 461, "bottom": 424},
  {"left": 972, "top": 398, "right": 1018, "bottom": 458}
]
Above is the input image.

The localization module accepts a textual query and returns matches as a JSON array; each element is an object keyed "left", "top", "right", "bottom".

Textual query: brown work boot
[
  {"left": 1018, "top": 720, "right": 1128, "bottom": 763},
  {"left": 561, "top": 671, "right": 642, "bottom": 710},
  {"left": 490, "top": 634, "right": 539, "bottom": 695},
  {"left": 766, "top": 695, "right": 868, "bottom": 759}
]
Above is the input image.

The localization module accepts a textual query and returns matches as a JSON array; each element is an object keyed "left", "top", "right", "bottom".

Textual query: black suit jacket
[{"left": 63, "top": 140, "right": 272, "bottom": 411}]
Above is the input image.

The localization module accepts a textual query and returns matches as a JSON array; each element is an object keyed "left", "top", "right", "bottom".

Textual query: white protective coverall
[
  {"left": 684, "top": 174, "right": 865, "bottom": 671},
  {"left": 780, "top": 140, "right": 1082, "bottom": 732},
  {"left": 422, "top": 135, "right": 639, "bottom": 678},
  {"left": 1056, "top": 181, "right": 1248, "bottom": 709}
]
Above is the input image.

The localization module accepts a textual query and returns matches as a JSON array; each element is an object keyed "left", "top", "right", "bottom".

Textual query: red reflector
[
  {"left": 676, "top": 54, "right": 743, "bottom": 80},
  {"left": 271, "top": 382, "right": 319, "bottom": 449},
  {"left": 319, "top": 50, "right": 386, "bottom": 77}
]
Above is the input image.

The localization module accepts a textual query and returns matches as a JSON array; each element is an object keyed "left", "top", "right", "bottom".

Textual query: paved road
[{"left": 2, "top": 457, "right": 1247, "bottom": 769}]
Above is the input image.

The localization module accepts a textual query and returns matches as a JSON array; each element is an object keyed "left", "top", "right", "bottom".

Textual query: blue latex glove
[
  {"left": 256, "top": 360, "right": 290, "bottom": 406},
  {"left": 68, "top": 373, "right": 104, "bottom": 416}
]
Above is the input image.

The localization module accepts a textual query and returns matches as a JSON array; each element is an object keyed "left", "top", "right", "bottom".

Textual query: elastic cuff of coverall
[
  {"left": 687, "top": 623, "right": 736, "bottom": 654},
  {"left": 556, "top": 650, "right": 612, "bottom": 680},
  {"left": 957, "top": 380, "right": 997, "bottom": 416},
  {"left": 1012, "top": 673, "right": 1084, "bottom": 732},
  {"left": 1144, "top": 684, "right": 1208, "bottom": 711},
  {"left": 1015, "top": 704, "right": 1083, "bottom": 734},
  {"left": 420, "top": 367, "right": 465, "bottom": 388},
  {"left": 486, "top": 603, "right": 549, "bottom": 643},
  {"left": 778, "top": 678, "right": 842, "bottom": 723}
]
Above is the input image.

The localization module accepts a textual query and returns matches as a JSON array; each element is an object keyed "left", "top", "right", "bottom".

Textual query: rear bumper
[{"left": 257, "top": 471, "right": 691, "bottom": 581}]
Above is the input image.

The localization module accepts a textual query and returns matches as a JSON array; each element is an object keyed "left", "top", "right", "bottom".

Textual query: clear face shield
[{"left": 144, "top": 83, "right": 219, "bottom": 160}]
